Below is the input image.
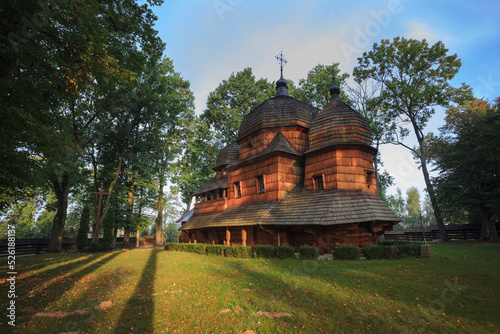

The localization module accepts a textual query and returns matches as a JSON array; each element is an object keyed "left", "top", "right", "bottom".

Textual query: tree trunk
[
  {"left": 123, "top": 227, "right": 130, "bottom": 249},
  {"left": 112, "top": 227, "right": 118, "bottom": 250},
  {"left": 47, "top": 173, "right": 71, "bottom": 252},
  {"left": 136, "top": 230, "right": 140, "bottom": 248},
  {"left": 413, "top": 123, "right": 449, "bottom": 241},
  {"left": 479, "top": 205, "right": 498, "bottom": 241},
  {"left": 155, "top": 164, "right": 165, "bottom": 247}
]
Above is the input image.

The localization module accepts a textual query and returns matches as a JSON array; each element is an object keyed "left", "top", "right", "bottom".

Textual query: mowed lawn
[{"left": 2, "top": 243, "right": 499, "bottom": 333}]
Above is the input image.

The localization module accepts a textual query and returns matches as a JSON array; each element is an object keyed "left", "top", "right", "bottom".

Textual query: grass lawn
[{"left": 2, "top": 242, "right": 499, "bottom": 333}]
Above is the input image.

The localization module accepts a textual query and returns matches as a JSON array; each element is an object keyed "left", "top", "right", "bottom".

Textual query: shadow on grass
[
  {"left": 113, "top": 248, "right": 158, "bottom": 333},
  {"left": 16, "top": 251, "right": 121, "bottom": 316}
]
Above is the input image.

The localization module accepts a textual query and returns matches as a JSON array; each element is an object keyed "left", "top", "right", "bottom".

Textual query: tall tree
[
  {"left": 353, "top": 37, "right": 473, "bottom": 241},
  {"left": 291, "top": 63, "right": 350, "bottom": 111},
  {"left": 430, "top": 98, "right": 499, "bottom": 241},
  {"left": 1, "top": 1, "right": 165, "bottom": 251},
  {"left": 202, "top": 67, "right": 274, "bottom": 145}
]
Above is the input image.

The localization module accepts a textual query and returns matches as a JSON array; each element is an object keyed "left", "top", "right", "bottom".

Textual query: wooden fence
[
  {"left": 0, "top": 236, "right": 158, "bottom": 257},
  {"left": 384, "top": 224, "right": 499, "bottom": 241}
]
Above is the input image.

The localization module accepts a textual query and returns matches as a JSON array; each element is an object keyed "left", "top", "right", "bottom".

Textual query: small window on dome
[
  {"left": 366, "top": 170, "right": 374, "bottom": 188},
  {"left": 313, "top": 175, "right": 324, "bottom": 190}
]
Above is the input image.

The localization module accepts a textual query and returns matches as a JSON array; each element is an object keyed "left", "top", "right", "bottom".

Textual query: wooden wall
[
  {"left": 304, "top": 146, "right": 377, "bottom": 193},
  {"left": 238, "top": 126, "right": 309, "bottom": 160},
  {"left": 181, "top": 221, "right": 394, "bottom": 253}
]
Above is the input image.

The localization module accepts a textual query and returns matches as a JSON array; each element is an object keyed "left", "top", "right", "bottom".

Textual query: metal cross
[
  {"left": 275, "top": 51, "right": 287, "bottom": 76},
  {"left": 91, "top": 183, "right": 111, "bottom": 242}
]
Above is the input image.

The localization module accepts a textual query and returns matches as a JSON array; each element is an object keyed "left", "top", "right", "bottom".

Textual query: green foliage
[
  {"left": 76, "top": 207, "right": 90, "bottom": 252},
  {"left": 87, "top": 242, "right": 104, "bottom": 253},
  {"left": 298, "top": 245, "right": 319, "bottom": 260},
  {"left": 206, "top": 244, "right": 226, "bottom": 256},
  {"left": 163, "top": 243, "right": 207, "bottom": 254},
  {"left": 291, "top": 63, "right": 351, "bottom": 111},
  {"left": 397, "top": 244, "right": 422, "bottom": 258},
  {"left": 202, "top": 67, "right": 274, "bottom": 145},
  {"left": 225, "top": 245, "right": 253, "bottom": 259},
  {"left": 354, "top": 37, "right": 474, "bottom": 240},
  {"left": 333, "top": 245, "right": 360, "bottom": 260},
  {"left": 378, "top": 240, "right": 413, "bottom": 246},
  {"left": 363, "top": 245, "right": 399, "bottom": 260},
  {"left": 275, "top": 245, "right": 296, "bottom": 259},
  {"left": 255, "top": 245, "right": 276, "bottom": 259},
  {"left": 431, "top": 98, "right": 500, "bottom": 240},
  {"left": 101, "top": 211, "right": 115, "bottom": 251}
]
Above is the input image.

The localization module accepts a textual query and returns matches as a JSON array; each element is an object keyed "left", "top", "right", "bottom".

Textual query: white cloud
[{"left": 403, "top": 20, "right": 442, "bottom": 43}]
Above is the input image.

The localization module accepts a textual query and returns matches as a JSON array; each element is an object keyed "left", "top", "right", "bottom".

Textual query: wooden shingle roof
[
  {"left": 214, "top": 142, "right": 239, "bottom": 169},
  {"left": 192, "top": 176, "right": 228, "bottom": 196},
  {"left": 307, "top": 99, "right": 371, "bottom": 153},
  {"left": 182, "top": 185, "right": 400, "bottom": 230},
  {"left": 238, "top": 95, "right": 316, "bottom": 138}
]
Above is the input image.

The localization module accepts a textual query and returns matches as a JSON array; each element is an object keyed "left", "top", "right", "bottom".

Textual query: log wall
[
  {"left": 304, "top": 146, "right": 377, "bottom": 193},
  {"left": 238, "top": 126, "right": 309, "bottom": 160}
]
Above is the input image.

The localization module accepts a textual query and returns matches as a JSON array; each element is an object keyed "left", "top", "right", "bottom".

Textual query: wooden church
[{"left": 180, "top": 59, "right": 399, "bottom": 253}]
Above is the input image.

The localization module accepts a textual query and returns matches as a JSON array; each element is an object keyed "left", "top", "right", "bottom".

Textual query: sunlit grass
[{"left": 3, "top": 242, "right": 499, "bottom": 333}]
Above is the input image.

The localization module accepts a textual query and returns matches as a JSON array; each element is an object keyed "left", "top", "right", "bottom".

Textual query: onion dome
[
  {"left": 214, "top": 142, "right": 239, "bottom": 169},
  {"left": 238, "top": 95, "right": 316, "bottom": 138},
  {"left": 307, "top": 74, "right": 372, "bottom": 153}
]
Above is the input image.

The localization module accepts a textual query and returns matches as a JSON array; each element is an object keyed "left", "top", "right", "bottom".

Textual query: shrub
[
  {"left": 378, "top": 240, "right": 413, "bottom": 246},
  {"left": 275, "top": 245, "right": 296, "bottom": 259},
  {"left": 225, "top": 245, "right": 253, "bottom": 258},
  {"left": 164, "top": 243, "right": 179, "bottom": 251},
  {"left": 185, "top": 243, "right": 207, "bottom": 254},
  {"left": 363, "top": 245, "right": 398, "bottom": 260},
  {"left": 397, "top": 243, "right": 422, "bottom": 258},
  {"left": 298, "top": 245, "right": 319, "bottom": 259},
  {"left": 333, "top": 245, "right": 359, "bottom": 260},
  {"left": 87, "top": 242, "right": 104, "bottom": 252},
  {"left": 255, "top": 245, "right": 276, "bottom": 259},
  {"left": 206, "top": 244, "right": 226, "bottom": 256}
]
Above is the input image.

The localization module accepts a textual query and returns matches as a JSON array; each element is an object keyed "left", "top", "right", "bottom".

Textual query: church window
[
  {"left": 313, "top": 175, "right": 324, "bottom": 190},
  {"left": 366, "top": 170, "right": 374, "bottom": 188},
  {"left": 234, "top": 182, "right": 241, "bottom": 198},
  {"left": 256, "top": 175, "right": 265, "bottom": 194}
]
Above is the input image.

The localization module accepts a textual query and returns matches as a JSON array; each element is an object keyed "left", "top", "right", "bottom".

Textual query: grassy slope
[{"left": 1, "top": 242, "right": 499, "bottom": 333}]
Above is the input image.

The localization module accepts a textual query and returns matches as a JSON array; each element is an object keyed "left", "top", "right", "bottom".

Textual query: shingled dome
[
  {"left": 214, "top": 142, "right": 239, "bottom": 169},
  {"left": 238, "top": 95, "right": 316, "bottom": 139},
  {"left": 307, "top": 99, "right": 372, "bottom": 153}
]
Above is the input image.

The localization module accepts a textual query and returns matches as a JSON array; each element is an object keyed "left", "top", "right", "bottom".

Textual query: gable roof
[
  {"left": 192, "top": 176, "right": 229, "bottom": 196},
  {"left": 227, "top": 133, "right": 302, "bottom": 170},
  {"left": 175, "top": 209, "right": 194, "bottom": 223},
  {"left": 182, "top": 185, "right": 400, "bottom": 230}
]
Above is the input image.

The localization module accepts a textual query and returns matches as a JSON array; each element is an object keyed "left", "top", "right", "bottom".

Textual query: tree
[
  {"left": 404, "top": 187, "right": 421, "bottom": 228},
  {"left": 202, "top": 68, "right": 274, "bottom": 145},
  {"left": 430, "top": 98, "right": 499, "bottom": 241},
  {"left": 291, "top": 63, "right": 350, "bottom": 111},
  {"left": 1, "top": 1, "right": 166, "bottom": 251},
  {"left": 76, "top": 207, "right": 90, "bottom": 251},
  {"left": 353, "top": 37, "right": 473, "bottom": 241}
]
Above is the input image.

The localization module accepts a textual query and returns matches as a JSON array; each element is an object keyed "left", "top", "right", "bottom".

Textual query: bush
[
  {"left": 164, "top": 243, "right": 179, "bottom": 251},
  {"left": 87, "top": 242, "right": 104, "bottom": 252},
  {"left": 363, "top": 245, "right": 398, "bottom": 260},
  {"left": 225, "top": 245, "right": 253, "bottom": 258},
  {"left": 333, "top": 245, "right": 359, "bottom": 260},
  {"left": 206, "top": 244, "right": 226, "bottom": 256},
  {"left": 255, "top": 245, "right": 276, "bottom": 259},
  {"left": 298, "top": 245, "right": 319, "bottom": 259},
  {"left": 397, "top": 243, "right": 422, "bottom": 258},
  {"left": 275, "top": 245, "right": 296, "bottom": 259},
  {"left": 378, "top": 240, "right": 413, "bottom": 246},
  {"left": 185, "top": 243, "right": 207, "bottom": 254}
]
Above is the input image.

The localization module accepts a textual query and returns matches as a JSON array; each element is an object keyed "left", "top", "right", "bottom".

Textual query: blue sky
[{"left": 152, "top": 0, "right": 500, "bottom": 198}]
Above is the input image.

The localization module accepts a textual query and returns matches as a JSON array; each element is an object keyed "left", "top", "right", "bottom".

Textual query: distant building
[{"left": 180, "top": 66, "right": 399, "bottom": 253}]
